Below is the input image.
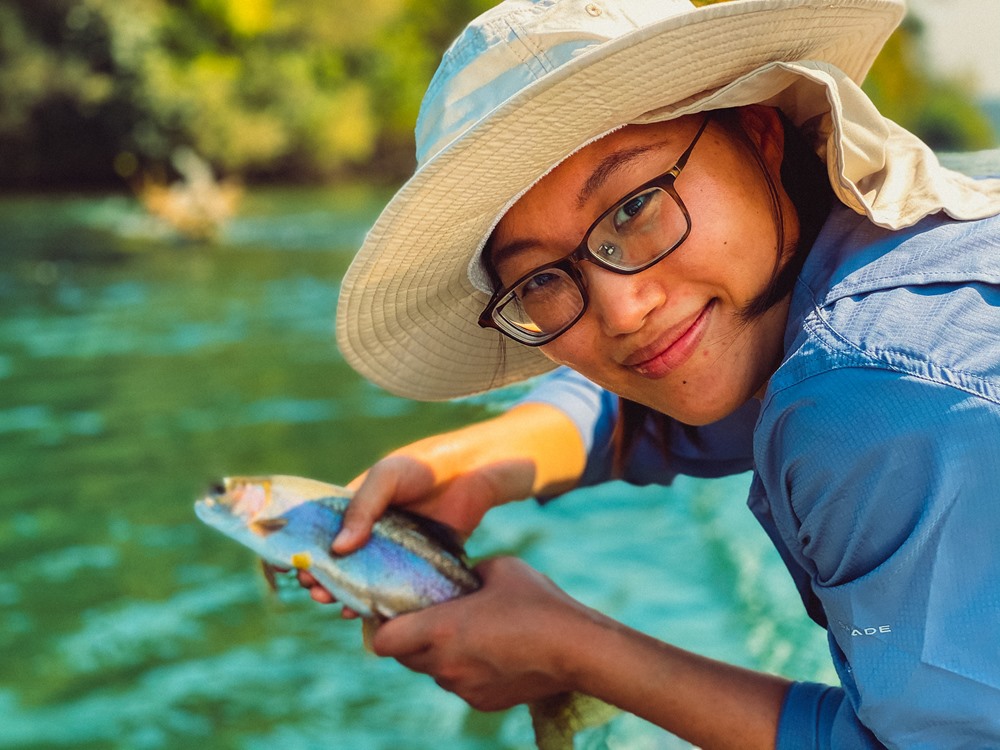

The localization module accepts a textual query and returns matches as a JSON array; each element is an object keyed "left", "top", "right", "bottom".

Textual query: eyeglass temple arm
[{"left": 668, "top": 114, "right": 712, "bottom": 177}]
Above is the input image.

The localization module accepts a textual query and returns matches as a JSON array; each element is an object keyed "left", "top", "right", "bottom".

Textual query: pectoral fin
[
  {"left": 259, "top": 560, "right": 279, "bottom": 592},
  {"left": 251, "top": 517, "right": 289, "bottom": 534}
]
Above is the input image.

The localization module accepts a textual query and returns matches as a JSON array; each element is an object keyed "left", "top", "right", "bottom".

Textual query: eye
[
  {"left": 593, "top": 242, "right": 621, "bottom": 261},
  {"left": 520, "top": 270, "right": 564, "bottom": 298},
  {"left": 612, "top": 190, "right": 654, "bottom": 229}
]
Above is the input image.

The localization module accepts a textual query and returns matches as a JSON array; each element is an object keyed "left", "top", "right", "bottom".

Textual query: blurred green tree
[
  {"left": 0, "top": 0, "right": 494, "bottom": 187},
  {"left": 863, "top": 15, "right": 995, "bottom": 151},
  {"left": 0, "top": 1, "right": 993, "bottom": 190}
]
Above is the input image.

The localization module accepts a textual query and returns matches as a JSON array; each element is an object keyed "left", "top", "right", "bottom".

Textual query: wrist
[{"left": 542, "top": 599, "right": 622, "bottom": 695}]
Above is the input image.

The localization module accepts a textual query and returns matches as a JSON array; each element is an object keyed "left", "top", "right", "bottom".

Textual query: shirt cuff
[{"left": 777, "top": 681, "right": 844, "bottom": 750}]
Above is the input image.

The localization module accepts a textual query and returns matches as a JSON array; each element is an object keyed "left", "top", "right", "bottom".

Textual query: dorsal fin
[{"left": 384, "top": 507, "right": 469, "bottom": 560}]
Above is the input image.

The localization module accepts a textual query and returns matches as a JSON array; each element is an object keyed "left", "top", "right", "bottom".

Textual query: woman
[{"left": 310, "top": 1, "right": 1000, "bottom": 746}]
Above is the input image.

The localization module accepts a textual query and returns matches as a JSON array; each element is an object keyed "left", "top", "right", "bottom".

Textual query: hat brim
[{"left": 337, "top": 0, "right": 906, "bottom": 401}]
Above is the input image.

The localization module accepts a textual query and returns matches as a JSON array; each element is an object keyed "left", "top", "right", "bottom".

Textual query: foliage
[
  {"left": 0, "top": 0, "right": 494, "bottom": 187},
  {"left": 0, "top": 1, "right": 993, "bottom": 189},
  {"left": 863, "top": 16, "right": 995, "bottom": 151}
]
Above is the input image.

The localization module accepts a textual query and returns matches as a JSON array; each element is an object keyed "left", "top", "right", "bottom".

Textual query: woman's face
[{"left": 489, "top": 109, "right": 800, "bottom": 425}]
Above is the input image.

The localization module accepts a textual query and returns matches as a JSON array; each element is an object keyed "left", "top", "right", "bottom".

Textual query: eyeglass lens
[{"left": 495, "top": 184, "right": 689, "bottom": 340}]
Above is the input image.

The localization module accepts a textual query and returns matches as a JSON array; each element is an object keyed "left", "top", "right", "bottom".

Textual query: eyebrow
[
  {"left": 489, "top": 141, "right": 668, "bottom": 272},
  {"left": 575, "top": 142, "right": 663, "bottom": 209},
  {"left": 486, "top": 236, "right": 537, "bottom": 275}
]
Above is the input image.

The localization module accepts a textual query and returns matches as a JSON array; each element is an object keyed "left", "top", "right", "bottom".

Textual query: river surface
[{"left": 2, "top": 152, "right": 996, "bottom": 749}]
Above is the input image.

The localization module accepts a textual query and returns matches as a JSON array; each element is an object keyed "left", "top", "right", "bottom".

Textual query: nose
[{"left": 582, "top": 263, "right": 667, "bottom": 337}]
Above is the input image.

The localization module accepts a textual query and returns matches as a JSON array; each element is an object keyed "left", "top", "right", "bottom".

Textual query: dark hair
[{"left": 612, "top": 108, "right": 834, "bottom": 474}]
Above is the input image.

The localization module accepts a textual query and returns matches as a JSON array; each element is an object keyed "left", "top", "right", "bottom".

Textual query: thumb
[{"left": 332, "top": 469, "right": 397, "bottom": 554}]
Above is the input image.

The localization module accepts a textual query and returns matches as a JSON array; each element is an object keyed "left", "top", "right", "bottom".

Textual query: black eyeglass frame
[{"left": 478, "top": 114, "right": 711, "bottom": 347}]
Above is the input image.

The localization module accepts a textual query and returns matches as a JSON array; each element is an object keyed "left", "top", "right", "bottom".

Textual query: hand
[
  {"left": 333, "top": 450, "right": 499, "bottom": 554},
  {"left": 370, "top": 556, "right": 594, "bottom": 711},
  {"left": 298, "top": 404, "right": 586, "bottom": 611},
  {"left": 297, "top": 447, "right": 501, "bottom": 610}
]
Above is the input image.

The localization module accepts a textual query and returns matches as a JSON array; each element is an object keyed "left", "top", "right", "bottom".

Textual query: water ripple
[
  {"left": 58, "top": 575, "right": 259, "bottom": 673},
  {"left": 0, "top": 405, "right": 105, "bottom": 439}
]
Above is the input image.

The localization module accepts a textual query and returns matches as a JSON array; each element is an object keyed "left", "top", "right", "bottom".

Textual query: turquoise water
[{"left": 5, "top": 151, "right": 996, "bottom": 749}]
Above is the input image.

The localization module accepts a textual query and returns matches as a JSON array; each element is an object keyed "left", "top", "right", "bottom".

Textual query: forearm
[
  {"left": 374, "top": 557, "right": 789, "bottom": 747},
  {"left": 332, "top": 403, "right": 587, "bottom": 555},
  {"left": 397, "top": 402, "right": 587, "bottom": 503},
  {"left": 566, "top": 610, "right": 790, "bottom": 750}
]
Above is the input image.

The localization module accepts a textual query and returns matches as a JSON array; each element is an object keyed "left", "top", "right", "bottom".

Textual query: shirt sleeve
[
  {"left": 778, "top": 682, "right": 884, "bottom": 749},
  {"left": 759, "top": 366, "right": 1000, "bottom": 748},
  {"left": 517, "top": 367, "right": 758, "bottom": 488},
  {"left": 513, "top": 367, "right": 620, "bottom": 487}
]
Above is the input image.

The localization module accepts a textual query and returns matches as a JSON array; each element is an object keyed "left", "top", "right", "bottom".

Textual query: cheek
[
  {"left": 684, "top": 133, "right": 778, "bottom": 244},
  {"left": 682, "top": 182, "right": 780, "bottom": 293},
  {"left": 539, "top": 325, "right": 605, "bottom": 373},
  {"left": 538, "top": 337, "right": 584, "bottom": 369}
]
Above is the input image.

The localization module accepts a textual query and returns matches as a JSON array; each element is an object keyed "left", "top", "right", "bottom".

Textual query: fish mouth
[
  {"left": 198, "top": 480, "right": 228, "bottom": 508},
  {"left": 202, "top": 477, "right": 273, "bottom": 518}
]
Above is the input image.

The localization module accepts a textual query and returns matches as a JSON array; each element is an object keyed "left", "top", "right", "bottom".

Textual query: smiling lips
[{"left": 624, "top": 300, "right": 715, "bottom": 378}]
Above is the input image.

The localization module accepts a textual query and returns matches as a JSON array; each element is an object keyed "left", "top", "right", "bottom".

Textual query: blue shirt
[{"left": 522, "top": 205, "right": 1000, "bottom": 748}]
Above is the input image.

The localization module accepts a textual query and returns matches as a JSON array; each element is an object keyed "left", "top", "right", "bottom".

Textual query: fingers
[
  {"left": 297, "top": 569, "right": 318, "bottom": 587},
  {"left": 296, "top": 570, "right": 334, "bottom": 604},
  {"left": 366, "top": 574, "right": 563, "bottom": 713},
  {"left": 308, "top": 585, "right": 336, "bottom": 604},
  {"left": 344, "top": 470, "right": 368, "bottom": 493},
  {"left": 333, "top": 462, "right": 406, "bottom": 554},
  {"left": 295, "top": 569, "right": 358, "bottom": 617},
  {"left": 371, "top": 608, "right": 440, "bottom": 663}
]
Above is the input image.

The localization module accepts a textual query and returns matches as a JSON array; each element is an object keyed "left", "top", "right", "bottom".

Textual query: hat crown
[{"left": 415, "top": 0, "right": 696, "bottom": 165}]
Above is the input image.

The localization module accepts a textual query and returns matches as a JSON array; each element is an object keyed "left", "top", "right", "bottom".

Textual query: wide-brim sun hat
[{"left": 336, "top": 0, "right": 1000, "bottom": 401}]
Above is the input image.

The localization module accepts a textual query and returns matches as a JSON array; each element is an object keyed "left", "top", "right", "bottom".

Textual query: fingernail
[{"left": 333, "top": 528, "right": 353, "bottom": 551}]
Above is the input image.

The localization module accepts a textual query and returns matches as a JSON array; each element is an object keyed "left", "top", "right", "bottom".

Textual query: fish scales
[
  {"left": 195, "top": 474, "right": 619, "bottom": 750},
  {"left": 195, "top": 476, "right": 477, "bottom": 617}
]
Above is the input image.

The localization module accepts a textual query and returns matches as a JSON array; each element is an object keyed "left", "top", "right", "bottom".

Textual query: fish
[
  {"left": 195, "top": 474, "right": 478, "bottom": 618},
  {"left": 195, "top": 474, "right": 620, "bottom": 750}
]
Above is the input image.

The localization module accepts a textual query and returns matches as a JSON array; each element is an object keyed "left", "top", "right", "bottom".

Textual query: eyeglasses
[{"left": 479, "top": 115, "right": 710, "bottom": 347}]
